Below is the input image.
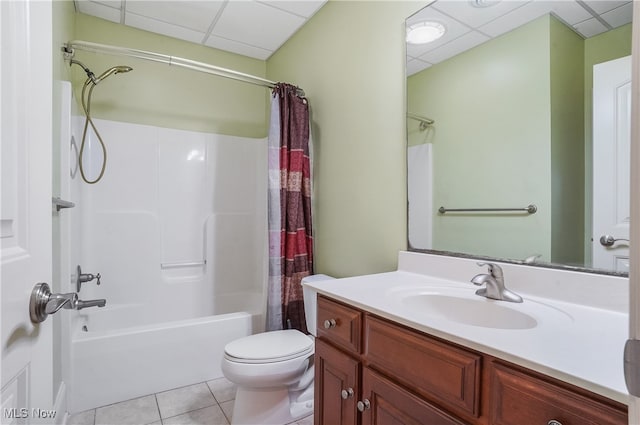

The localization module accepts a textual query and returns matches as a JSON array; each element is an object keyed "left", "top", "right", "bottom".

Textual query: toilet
[{"left": 221, "top": 274, "right": 334, "bottom": 425}]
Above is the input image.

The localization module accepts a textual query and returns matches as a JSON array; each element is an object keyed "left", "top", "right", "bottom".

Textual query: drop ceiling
[
  {"left": 74, "top": 0, "right": 327, "bottom": 61},
  {"left": 407, "top": 0, "right": 633, "bottom": 76}
]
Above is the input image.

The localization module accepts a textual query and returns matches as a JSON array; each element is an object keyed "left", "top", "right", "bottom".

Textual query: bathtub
[
  {"left": 66, "top": 120, "right": 269, "bottom": 413},
  {"left": 69, "top": 307, "right": 260, "bottom": 413}
]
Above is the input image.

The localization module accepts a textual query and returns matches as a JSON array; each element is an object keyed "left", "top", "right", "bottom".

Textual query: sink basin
[{"left": 402, "top": 294, "right": 537, "bottom": 329}]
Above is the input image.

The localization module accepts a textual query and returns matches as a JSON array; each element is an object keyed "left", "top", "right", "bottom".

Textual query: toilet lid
[{"left": 225, "top": 329, "right": 313, "bottom": 363}]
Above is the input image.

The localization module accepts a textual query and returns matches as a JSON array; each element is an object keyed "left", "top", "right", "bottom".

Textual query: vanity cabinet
[
  {"left": 315, "top": 295, "right": 474, "bottom": 425},
  {"left": 489, "top": 361, "right": 627, "bottom": 425},
  {"left": 314, "top": 294, "right": 628, "bottom": 425}
]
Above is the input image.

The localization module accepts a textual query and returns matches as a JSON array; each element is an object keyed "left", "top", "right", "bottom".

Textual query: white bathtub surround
[
  {"left": 303, "top": 251, "right": 630, "bottom": 405},
  {"left": 68, "top": 119, "right": 268, "bottom": 412},
  {"left": 72, "top": 119, "right": 267, "bottom": 327}
]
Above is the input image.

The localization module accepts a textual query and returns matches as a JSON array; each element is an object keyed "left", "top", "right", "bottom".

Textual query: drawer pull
[
  {"left": 341, "top": 388, "right": 354, "bottom": 400},
  {"left": 357, "top": 399, "right": 371, "bottom": 412},
  {"left": 547, "top": 421, "right": 563, "bottom": 425},
  {"left": 323, "top": 318, "right": 337, "bottom": 329}
]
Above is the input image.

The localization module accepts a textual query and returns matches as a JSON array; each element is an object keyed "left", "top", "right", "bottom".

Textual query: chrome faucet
[
  {"left": 76, "top": 265, "right": 101, "bottom": 292},
  {"left": 471, "top": 262, "right": 523, "bottom": 303},
  {"left": 75, "top": 299, "right": 107, "bottom": 310}
]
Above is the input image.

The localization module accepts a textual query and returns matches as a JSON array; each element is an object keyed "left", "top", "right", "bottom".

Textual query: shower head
[{"left": 93, "top": 65, "right": 133, "bottom": 84}]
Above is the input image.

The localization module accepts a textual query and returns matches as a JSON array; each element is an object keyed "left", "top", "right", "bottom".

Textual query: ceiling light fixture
[
  {"left": 470, "top": 0, "right": 501, "bottom": 8},
  {"left": 406, "top": 21, "right": 446, "bottom": 44}
]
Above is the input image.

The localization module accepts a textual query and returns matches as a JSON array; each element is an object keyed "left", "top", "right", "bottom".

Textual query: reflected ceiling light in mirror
[
  {"left": 469, "top": 0, "right": 501, "bottom": 7},
  {"left": 406, "top": 21, "right": 446, "bottom": 44}
]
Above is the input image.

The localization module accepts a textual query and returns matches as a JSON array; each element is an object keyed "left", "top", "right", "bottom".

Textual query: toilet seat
[{"left": 224, "top": 329, "right": 314, "bottom": 364}]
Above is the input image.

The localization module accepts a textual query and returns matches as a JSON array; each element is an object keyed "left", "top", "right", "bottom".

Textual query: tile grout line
[
  {"left": 206, "top": 379, "right": 233, "bottom": 425},
  {"left": 153, "top": 393, "right": 163, "bottom": 425}
]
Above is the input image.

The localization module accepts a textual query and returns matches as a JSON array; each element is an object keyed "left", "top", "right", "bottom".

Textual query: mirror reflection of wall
[{"left": 406, "top": 0, "right": 631, "bottom": 274}]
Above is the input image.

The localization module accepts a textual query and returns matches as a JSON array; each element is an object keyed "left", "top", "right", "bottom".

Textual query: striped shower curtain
[{"left": 266, "top": 83, "right": 314, "bottom": 333}]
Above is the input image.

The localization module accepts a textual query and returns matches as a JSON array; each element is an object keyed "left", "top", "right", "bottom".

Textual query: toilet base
[{"left": 231, "top": 384, "right": 314, "bottom": 425}]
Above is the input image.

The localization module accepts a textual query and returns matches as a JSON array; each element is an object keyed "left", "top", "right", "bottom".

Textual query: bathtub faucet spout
[{"left": 76, "top": 299, "right": 106, "bottom": 310}]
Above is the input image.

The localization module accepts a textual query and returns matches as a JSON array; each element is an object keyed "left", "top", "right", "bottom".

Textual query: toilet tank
[{"left": 302, "top": 274, "right": 334, "bottom": 337}]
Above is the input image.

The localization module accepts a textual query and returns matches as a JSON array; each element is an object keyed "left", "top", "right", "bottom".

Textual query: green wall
[
  {"left": 267, "top": 1, "right": 426, "bottom": 277},
  {"left": 72, "top": 14, "right": 269, "bottom": 137},
  {"left": 549, "top": 16, "right": 585, "bottom": 265}
]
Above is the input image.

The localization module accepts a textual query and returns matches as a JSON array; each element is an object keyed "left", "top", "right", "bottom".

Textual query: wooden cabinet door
[
  {"left": 315, "top": 338, "right": 360, "bottom": 425},
  {"left": 360, "top": 368, "right": 466, "bottom": 425},
  {"left": 490, "top": 361, "right": 627, "bottom": 425}
]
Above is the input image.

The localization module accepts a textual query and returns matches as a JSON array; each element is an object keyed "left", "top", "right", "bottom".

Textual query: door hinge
[{"left": 624, "top": 339, "right": 640, "bottom": 396}]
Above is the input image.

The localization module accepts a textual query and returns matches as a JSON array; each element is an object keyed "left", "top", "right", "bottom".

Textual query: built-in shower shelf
[{"left": 160, "top": 260, "right": 206, "bottom": 269}]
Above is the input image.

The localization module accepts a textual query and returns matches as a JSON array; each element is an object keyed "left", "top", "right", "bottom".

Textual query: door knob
[
  {"left": 29, "top": 282, "right": 78, "bottom": 323},
  {"left": 599, "top": 235, "right": 630, "bottom": 247}
]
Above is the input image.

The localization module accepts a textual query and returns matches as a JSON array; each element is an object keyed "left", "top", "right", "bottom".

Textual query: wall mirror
[{"left": 406, "top": 0, "right": 632, "bottom": 275}]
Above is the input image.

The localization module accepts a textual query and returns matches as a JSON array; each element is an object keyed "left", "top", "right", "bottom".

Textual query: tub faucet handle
[{"left": 76, "top": 265, "right": 102, "bottom": 291}]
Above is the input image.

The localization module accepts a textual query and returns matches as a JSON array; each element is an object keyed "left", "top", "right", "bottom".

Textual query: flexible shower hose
[{"left": 79, "top": 78, "right": 107, "bottom": 184}]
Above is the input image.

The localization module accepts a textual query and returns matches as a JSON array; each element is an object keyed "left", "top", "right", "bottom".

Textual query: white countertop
[{"left": 304, "top": 252, "right": 630, "bottom": 405}]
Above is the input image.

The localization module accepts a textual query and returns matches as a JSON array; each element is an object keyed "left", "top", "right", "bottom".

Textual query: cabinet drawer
[
  {"left": 490, "top": 361, "right": 627, "bottom": 425},
  {"left": 317, "top": 296, "right": 362, "bottom": 354},
  {"left": 361, "top": 368, "right": 466, "bottom": 425},
  {"left": 364, "top": 315, "right": 481, "bottom": 417}
]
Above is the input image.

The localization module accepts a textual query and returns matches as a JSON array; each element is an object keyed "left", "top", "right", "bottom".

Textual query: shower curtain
[{"left": 266, "top": 83, "right": 314, "bottom": 333}]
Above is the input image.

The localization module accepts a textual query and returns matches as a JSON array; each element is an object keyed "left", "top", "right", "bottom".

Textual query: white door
[
  {"left": 592, "top": 55, "right": 631, "bottom": 273},
  {"left": 1, "top": 0, "right": 54, "bottom": 423}
]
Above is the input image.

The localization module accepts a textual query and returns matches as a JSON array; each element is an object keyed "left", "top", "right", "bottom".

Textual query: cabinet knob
[
  {"left": 323, "top": 318, "right": 337, "bottom": 329},
  {"left": 341, "top": 388, "right": 354, "bottom": 400},
  {"left": 357, "top": 399, "right": 370, "bottom": 412},
  {"left": 548, "top": 421, "right": 563, "bottom": 425}
]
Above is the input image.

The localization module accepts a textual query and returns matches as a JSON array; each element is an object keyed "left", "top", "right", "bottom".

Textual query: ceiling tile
[
  {"left": 125, "top": 1, "right": 225, "bottom": 33},
  {"left": 205, "top": 35, "right": 273, "bottom": 61},
  {"left": 573, "top": 17, "right": 609, "bottom": 37},
  {"left": 581, "top": 0, "right": 630, "bottom": 15},
  {"left": 76, "top": 0, "right": 121, "bottom": 23},
  {"left": 431, "top": 0, "right": 528, "bottom": 28},
  {"left": 419, "top": 30, "right": 491, "bottom": 64},
  {"left": 545, "top": 0, "right": 593, "bottom": 25},
  {"left": 600, "top": 2, "right": 633, "bottom": 28},
  {"left": 125, "top": 13, "right": 206, "bottom": 44},
  {"left": 406, "top": 7, "right": 475, "bottom": 59},
  {"left": 479, "top": 1, "right": 562, "bottom": 37},
  {"left": 211, "top": 1, "right": 306, "bottom": 51},
  {"left": 91, "top": 0, "right": 122, "bottom": 9},
  {"left": 407, "top": 58, "right": 432, "bottom": 76},
  {"left": 258, "top": 0, "right": 326, "bottom": 18}
]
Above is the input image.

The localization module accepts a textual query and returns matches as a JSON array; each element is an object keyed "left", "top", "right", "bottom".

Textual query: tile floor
[{"left": 67, "top": 378, "right": 314, "bottom": 425}]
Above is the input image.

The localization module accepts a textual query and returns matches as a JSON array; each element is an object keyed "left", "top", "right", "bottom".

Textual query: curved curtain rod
[{"left": 63, "top": 40, "right": 306, "bottom": 97}]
